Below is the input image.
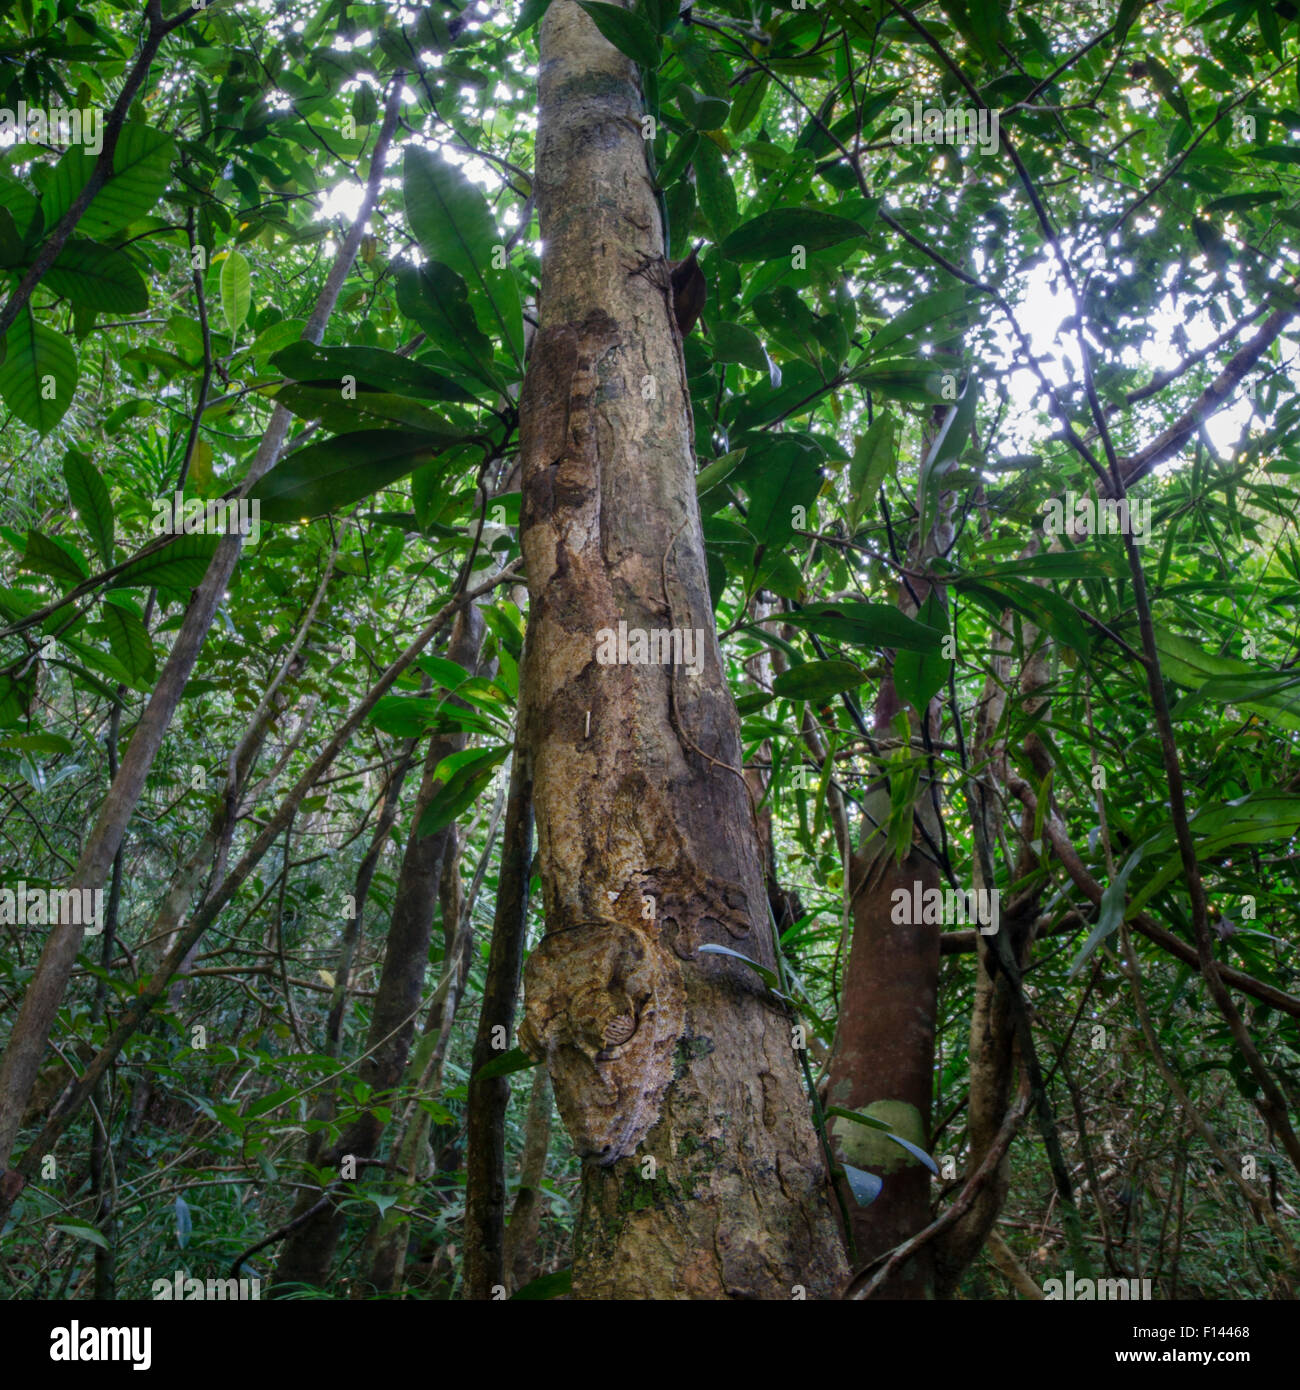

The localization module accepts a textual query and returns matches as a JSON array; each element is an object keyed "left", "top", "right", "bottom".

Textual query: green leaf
[
  {"left": 416, "top": 744, "right": 510, "bottom": 837},
  {"left": 20, "top": 530, "right": 89, "bottom": 588},
  {"left": 395, "top": 262, "right": 500, "bottom": 390},
  {"left": 773, "top": 659, "right": 865, "bottom": 702},
  {"left": 1257, "top": 0, "right": 1283, "bottom": 57},
  {"left": 729, "top": 71, "right": 769, "bottom": 133},
  {"left": 220, "top": 250, "right": 251, "bottom": 336},
  {"left": 973, "top": 551, "right": 1112, "bottom": 581},
  {"left": 849, "top": 357, "right": 963, "bottom": 403},
  {"left": 54, "top": 1221, "right": 109, "bottom": 1249},
  {"left": 1145, "top": 54, "right": 1191, "bottom": 125},
  {"left": 61, "top": 448, "right": 114, "bottom": 568},
  {"left": 0, "top": 671, "right": 37, "bottom": 728},
  {"left": 0, "top": 207, "right": 24, "bottom": 266},
  {"left": 99, "top": 603, "right": 155, "bottom": 683},
  {"left": 273, "top": 384, "right": 475, "bottom": 438},
  {"left": 577, "top": 2, "right": 660, "bottom": 68},
  {"left": 370, "top": 694, "right": 491, "bottom": 739},
  {"left": 778, "top": 600, "right": 944, "bottom": 653},
  {"left": 866, "top": 288, "right": 968, "bottom": 358},
  {"left": 0, "top": 175, "right": 39, "bottom": 239},
  {"left": 656, "top": 130, "right": 699, "bottom": 193},
  {"left": 402, "top": 148, "right": 524, "bottom": 368},
  {"left": 711, "top": 320, "right": 768, "bottom": 371},
  {"left": 1151, "top": 627, "right": 1300, "bottom": 730},
  {"left": 43, "top": 124, "right": 176, "bottom": 238},
  {"left": 841, "top": 1163, "right": 883, "bottom": 1206},
  {"left": 0, "top": 307, "right": 78, "bottom": 433},
  {"left": 474, "top": 1045, "right": 539, "bottom": 1081},
  {"left": 848, "top": 411, "right": 895, "bottom": 529},
  {"left": 1248, "top": 145, "right": 1300, "bottom": 166},
  {"left": 719, "top": 207, "right": 871, "bottom": 261},
  {"left": 0, "top": 732, "right": 74, "bottom": 755},
  {"left": 956, "top": 576, "right": 1091, "bottom": 656},
  {"left": 250, "top": 319, "right": 307, "bottom": 362},
  {"left": 511, "top": 1268, "right": 573, "bottom": 1300},
  {"left": 351, "top": 85, "right": 379, "bottom": 126},
  {"left": 697, "top": 942, "right": 780, "bottom": 988},
  {"left": 1067, "top": 854, "right": 1141, "bottom": 979},
  {"left": 736, "top": 438, "right": 821, "bottom": 547},
  {"left": 45, "top": 239, "right": 149, "bottom": 313},
  {"left": 108, "top": 534, "right": 220, "bottom": 592},
  {"left": 251, "top": 430, "right": 457, "bottom": 522},
  {"left": 693, "top": 136, "right": 738, "bottom": 241},
  {"left": 893, "top": 592, "right": 951, "bottom": 712},
  {"left": 825, "top": 1105, "right": 895, "bottom": 1133},
  {"left": 512, "top": 0, "right": 553, "bottom": 33},
  {"left": 676, "top": 84, "right": 729, "bottom": 130},
  {"left": 1174, "top": 670, "right": 1300, "bottom": 719},
  {"left": 695, "top": 447, "right": 746, "bottom": 495},
  {"left": 271, "top": 343, "right": 480, "bottom": 404}
]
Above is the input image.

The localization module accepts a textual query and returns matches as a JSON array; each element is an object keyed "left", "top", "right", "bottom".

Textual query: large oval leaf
[
  {"left": 46, "top": 239, "right": 149, "bottom": 313},
  {"left": 61, "top": 448, "right": 115, "bottom": 568},
  {"left": 0, "top": 308, "right": 78, "bottom": 433},
  {"left": 272, "top": 342, "right": 480, "bottom": 404},
  {"left": 219, "top": 249, "right": 251, "bottom": 336},
  {"left": 403, "top": 148, "right": 524, "bottom": 369},
  {"left": 720, "top": 207, "right": 872, "bottom": 261},
  {"left": 773, "top": 659, "right": 865, "bottom": 702},
  {"left": 251, "top": 430, "right": 458, "bottom": 522},
  {"left": 42, "top": 124, "right": 175, "bottom": 238},
  {"left": 576, "top": 2, "right": 660, "bottom": 69},
  {"left": 778, "top": 600, "right": 944, "bottom": 652}
]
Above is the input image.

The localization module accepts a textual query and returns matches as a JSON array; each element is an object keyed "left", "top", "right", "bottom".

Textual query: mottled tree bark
[{"left": 514, "top": 0, "right": 847, "bottom": 1300}]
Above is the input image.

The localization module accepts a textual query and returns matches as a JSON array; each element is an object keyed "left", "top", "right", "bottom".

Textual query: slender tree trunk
[
  {"left": 366, "top": 825, "right": 472, "bottom": 1294},
  {"left": 825, "top": 410, "right": 957, "bottom": 1297},
  {"left": 272, "top": 606, "right": 485, "bottom": 1290},
  {"left": 503, "top": 1065, "right": 554, "bottom": 1293},
  {"left": 463, "top": 749, "right": 534, "bottom": 1299},
  {"left": 514, "top": 0, "right": 846, "bottom": 1299},
  {"left": 933, "top": 616, "right": 1043, "bottom": 1296}
]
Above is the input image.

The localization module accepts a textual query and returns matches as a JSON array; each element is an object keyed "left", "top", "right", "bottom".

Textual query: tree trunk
[
  {"left": 462, "top": 749, "right": 535, "bottom": 1299},
  {"left": 503, "top": 1064, "right": 554, "bottom": 1293},
  {"left": 273, "top": 605, "right": 485, "bottom": 1291},
  {"left": 514, "top": 0, "right": 847, "bottom": 1300},
  {"left": 825, "top": 408, "right": 957, "bottom": 1297}
]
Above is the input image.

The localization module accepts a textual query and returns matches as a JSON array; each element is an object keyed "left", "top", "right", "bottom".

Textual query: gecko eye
[{"left": 603, "top": 1013, "right": 636, "bottom": 1046}]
